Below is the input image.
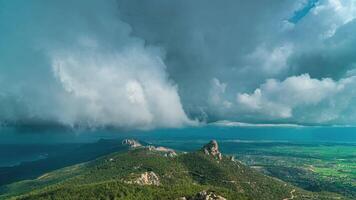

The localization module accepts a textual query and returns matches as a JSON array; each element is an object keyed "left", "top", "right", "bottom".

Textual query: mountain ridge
[{"left": 0, "top": 139, "right": 347, "bottom": 200}]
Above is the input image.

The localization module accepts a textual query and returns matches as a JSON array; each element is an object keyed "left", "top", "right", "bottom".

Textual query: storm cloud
[
  {"left": 1, "top": 0, "right": 356, "bottom": 128},
  {"left": 0, "top": 0, "right": 192, "bottom": 129},
  {"left": 117, "top": 0, "right": 356, "bottom": 125}
]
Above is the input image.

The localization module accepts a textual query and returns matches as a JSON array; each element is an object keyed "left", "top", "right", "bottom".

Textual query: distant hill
[{"left": 0, "top": 139, "right": 347, "bottom": 200}]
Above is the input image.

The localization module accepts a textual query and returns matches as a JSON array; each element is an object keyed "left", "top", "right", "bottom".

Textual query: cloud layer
[
  {"left": 0, "top": 0, "right": 191, "bottom": 129},
  {"left": 1, "top": 0, "right": 356, "bottom": 127},
  {"left": 117, "top": 0, "right": 356, "bottom": 125}
]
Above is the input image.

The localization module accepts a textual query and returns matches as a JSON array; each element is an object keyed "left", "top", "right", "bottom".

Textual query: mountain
[{"left": 0, "top": 140, "right": 346, "bottom": 200}]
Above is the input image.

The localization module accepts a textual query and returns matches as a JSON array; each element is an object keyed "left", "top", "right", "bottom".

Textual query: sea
[{"left": 1, "top": 125, "right": 355, "bottom": 167}]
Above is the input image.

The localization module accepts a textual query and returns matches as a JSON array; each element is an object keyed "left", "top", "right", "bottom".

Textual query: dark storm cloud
[
  {"left": 290, "top": 20, "right": 356, "bottom": 79},
  {"left": 116, "top": 0, "right": 296, "bottom": 116},
  {"left": 116, "top": 0, "right": 356, "bottom": 125}
]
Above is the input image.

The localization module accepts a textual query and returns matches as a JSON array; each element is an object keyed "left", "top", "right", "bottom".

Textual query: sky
[{"left": 1, "top": 0, "right": 356, "bottom": 129}]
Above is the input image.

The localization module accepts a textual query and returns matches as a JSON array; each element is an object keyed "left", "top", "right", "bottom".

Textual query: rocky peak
[
  {"left": 122, "top": 139, "right": 142, "bottom": 148},
  {"left": 202, "top": 140, "right": 222, "bottom": 160}
]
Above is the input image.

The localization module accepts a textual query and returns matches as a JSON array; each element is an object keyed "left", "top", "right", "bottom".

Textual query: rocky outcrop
[
  {"left": 127, "top": 172, "right": 160, "bottom": 186},
  {"left": 166, "top": 151, "right": 178, "bottom": 157},
  {"left": 122, "top": 139, "right": 177, "bottom": 157},
  {"left": 229, "top": 156, "right": 235, "bottom": 162},
  {"left": 202, "top": 140, "right": 222, "bottom": 160},
  {"left": 155, "top": 146, "right": 177, "bottom": 157},
  {"left": 179, "top": 191, "right": 227, "bottom": 200},
  {"left": 146, "top": 145, "right": 177, "bottom": 157},
  {"left": 122, "top": 139, "right": 142, "bottom": 148},
  {"left": 193, "top": 191, "right": 227, "bottom": 200}
]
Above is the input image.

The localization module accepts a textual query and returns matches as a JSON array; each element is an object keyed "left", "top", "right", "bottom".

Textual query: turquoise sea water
[
  {"left": 1, "top": 125, "right": 356, "bottom": 144},
  {"left": 1, "top": 125, "right": 355, "bottom": 166}
]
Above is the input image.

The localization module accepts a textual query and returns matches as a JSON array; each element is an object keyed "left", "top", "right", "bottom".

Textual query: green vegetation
[
  {"left": 0, "top": 141, "right": 348, "bottom": 200},
  {"left": 231, "top": 143, "right": 356, "bottom": 199}
]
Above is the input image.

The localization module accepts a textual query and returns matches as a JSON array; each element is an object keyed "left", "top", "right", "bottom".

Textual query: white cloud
[
  {"left": 49, "top": 44, "right": 193, "bottom": 129},
  {"left": 0, "top": 0, "right": 194, "bottom": 129},
  {"left": 246, "top": 44, "right": 293, "bottom": 75},
  {"left": 237, "top": 74, "right": 349, "bottom": 121},
  {"left": 208, "top": 78, "right": 232, "bottom": 109},
  {"left": 312, "top": 0, "right": 356, "bottom": 38}
]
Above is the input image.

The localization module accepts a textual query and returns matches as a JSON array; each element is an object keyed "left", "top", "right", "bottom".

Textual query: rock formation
[
  {"left": 229, "top": 156, "right": 235, "bottom": 162},
  {"left": 155, "top": 146, "right": 177, "bottom": 157},
  {"left": 127, "top": 172, "right": 160, "bottom": 186},
  {"left": 202, "top": 140, "right": 222, "bottom": 160},
  {"left": 122, "top": 139, "right": 142, "bottom": 148},
  {"left": 146, "top": 145, "right": 177, "bottom": 157},
  {"left": 178, "top": 190, "right": 227, "bottom": 200},
  {"left": 193, "top": 191, "right": 227, "bottom": 200}
]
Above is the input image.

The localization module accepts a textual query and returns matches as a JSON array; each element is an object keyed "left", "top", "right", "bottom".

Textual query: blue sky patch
[{"left": 289, "top": 0, "right": 319, "bottom": 24}]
